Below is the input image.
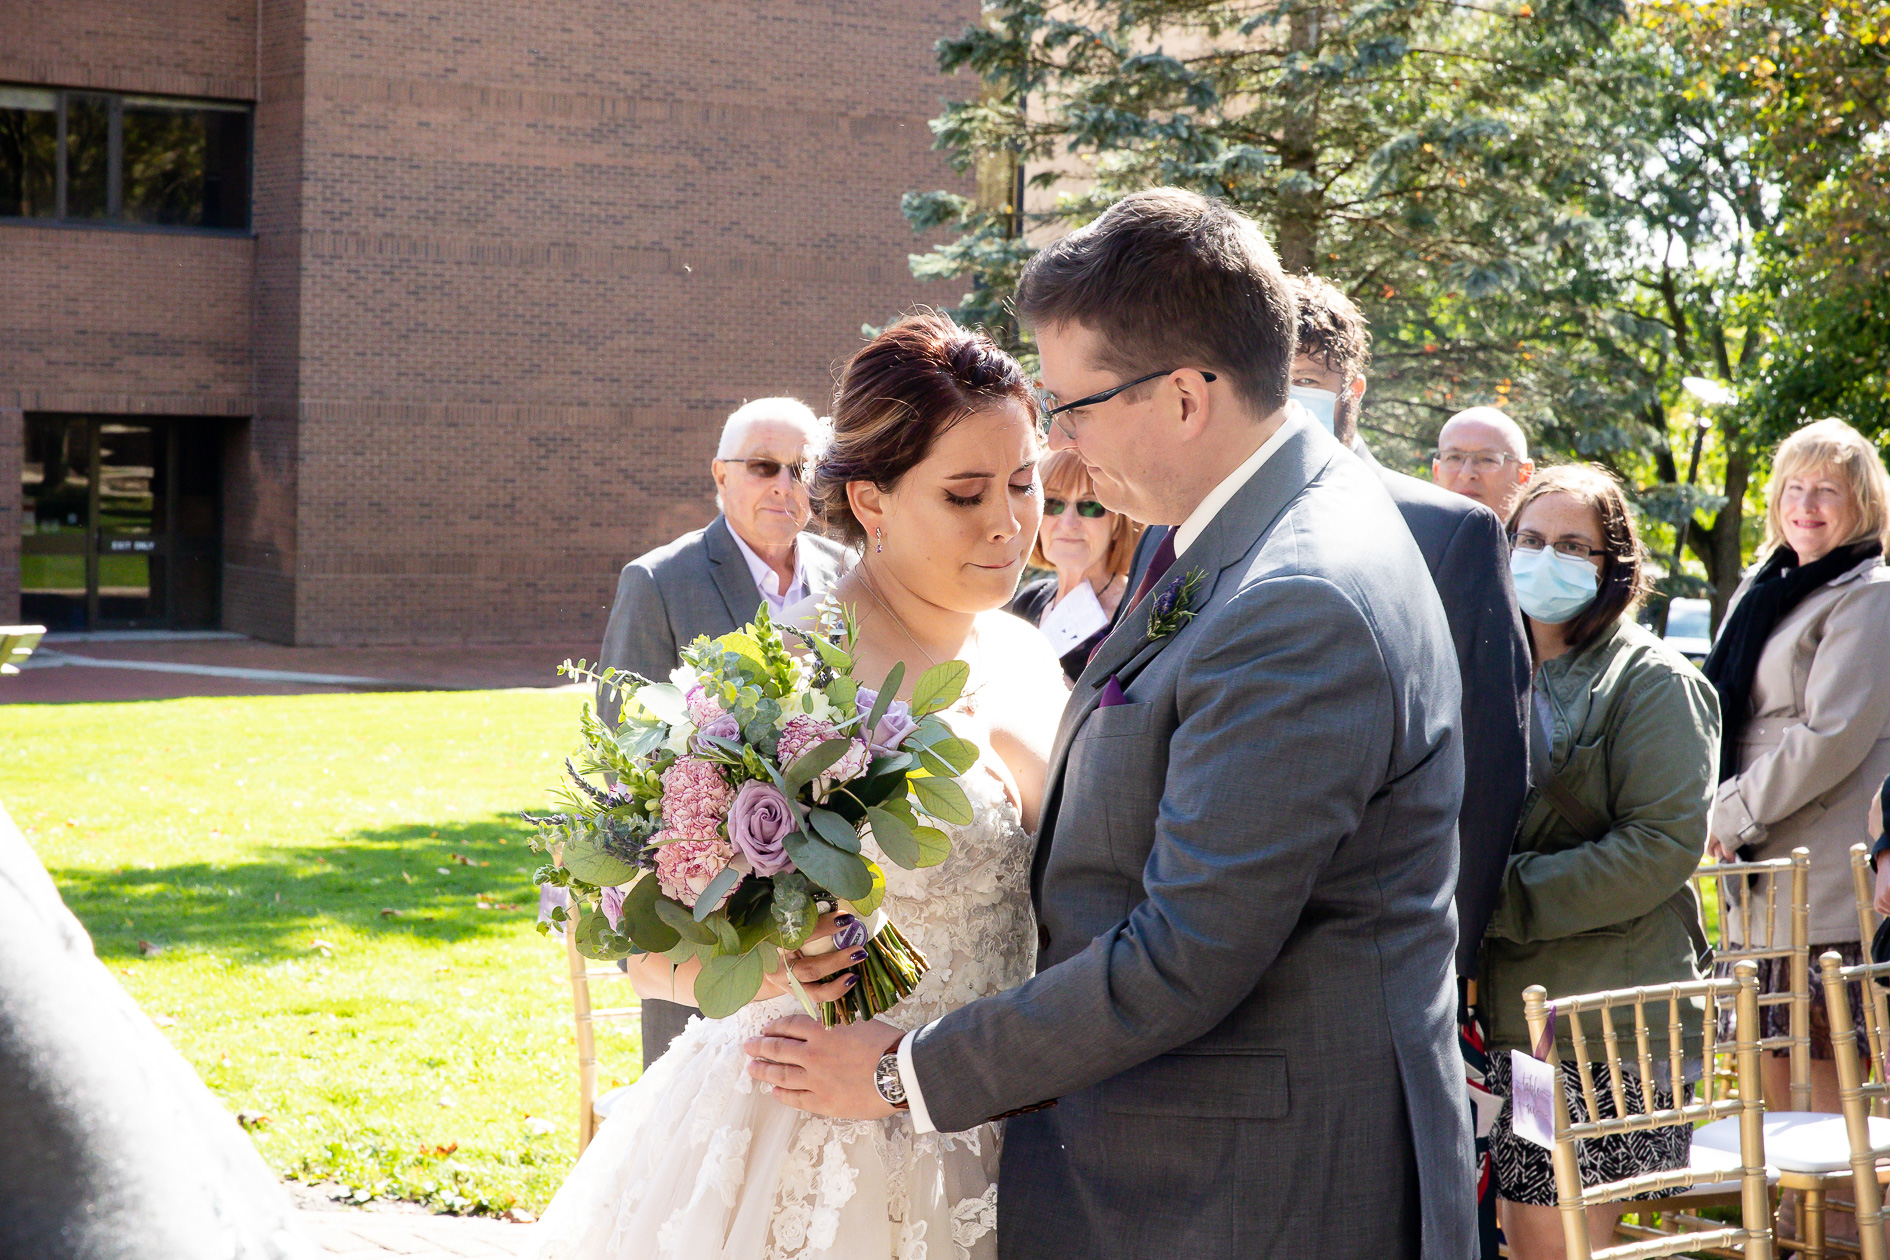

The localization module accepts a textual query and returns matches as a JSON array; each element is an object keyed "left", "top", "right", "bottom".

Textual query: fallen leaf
[
  {"left": 138, "top": 940, "right": 164, "bottom": 956},
  {"left": 418, "top": 1141, "right": 459, "bottom": 1157},
  {"left": 436, "top": 1094, "right": 457, "bottom": 1109},
  {"left": 379, "top": 908, "right": 402, "bottom": 919},
  {"left": 435, "top": 867, "right": 451, "bottom": 876},
  {"left": 524, "top": 1116, "right": 556, "bottom": 1135},
  {"left": 401, "top": 871, "right": 414, "bottom": 884},
  {"left": 236, "top": 1111, "right": 272, "bottom": 1130},
  {"left": 153, "top": 1014, "right": 176, "bottom": 1028},
  {"left": 501, "top": 1207, "right": 537, "bottom": 1223}
]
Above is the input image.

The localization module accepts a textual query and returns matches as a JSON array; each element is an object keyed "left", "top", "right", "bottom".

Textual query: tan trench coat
[{"left": 1712, "top": 553, "right": 1890, "bottom": 942}]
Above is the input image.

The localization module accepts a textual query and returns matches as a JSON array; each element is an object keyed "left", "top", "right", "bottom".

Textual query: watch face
[{"left": 875, "top": 1053, "right": 906, "bottom": 1104}]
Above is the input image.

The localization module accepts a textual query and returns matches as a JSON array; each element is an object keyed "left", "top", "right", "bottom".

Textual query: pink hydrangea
[
  {"left": 685, "top": 685, "right": 727, "bottom": 731},
  {"left": 655, "top": 836, "right": 740, "bottom": 909},
  {"left": 776, "top": 715, "right": 870, "bottom": 792},
  {"left": 659, "top": 756, "right": 734, "bottom": 839}
]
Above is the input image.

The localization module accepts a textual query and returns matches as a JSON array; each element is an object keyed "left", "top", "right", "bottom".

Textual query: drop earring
[{"left": 875, "top": 527, "right": 884, "bottom": 554}]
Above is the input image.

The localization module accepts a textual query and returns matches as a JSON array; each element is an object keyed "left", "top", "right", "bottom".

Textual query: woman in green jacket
[{"left": 1480, "top": 464, "right": 1721, "bottom": 1259}]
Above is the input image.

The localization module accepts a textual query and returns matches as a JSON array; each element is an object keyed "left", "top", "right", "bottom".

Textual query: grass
[{"left": 0, "top": 688, "right": 650, "bottom": 1215}]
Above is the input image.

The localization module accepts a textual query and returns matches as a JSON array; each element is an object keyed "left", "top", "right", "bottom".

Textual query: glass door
[{"left": 20, "top": 415, "right": 221, "bottom": 631}]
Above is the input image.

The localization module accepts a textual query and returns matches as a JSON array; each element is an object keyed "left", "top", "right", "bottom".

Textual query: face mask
[
  {"left": 1509, "top": 545, "right": 1600, "bottom": 624},
  {"left": 1289, "top": 386, "right": 1337, "bottom": 433}
]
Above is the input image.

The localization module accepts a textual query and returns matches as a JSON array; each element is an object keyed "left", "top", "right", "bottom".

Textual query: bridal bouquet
[{"left": 525, "top": 599, "right": 979, "bottom": 1024}]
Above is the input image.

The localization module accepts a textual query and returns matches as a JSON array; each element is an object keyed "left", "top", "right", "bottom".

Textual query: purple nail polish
[
  {"left": 850, "top": 948, "right": 868, "bottom": 962},
  {"left": 834, "top": 913, "right": 856, "bottom": 926},
  {"left": 844, "top": 973, "right": 859, "bottom": 987}
]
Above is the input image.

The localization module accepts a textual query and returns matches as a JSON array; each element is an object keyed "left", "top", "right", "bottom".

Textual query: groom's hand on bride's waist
[{"left": 743, "top": 1015, "right": 904, "bottom": 1119}]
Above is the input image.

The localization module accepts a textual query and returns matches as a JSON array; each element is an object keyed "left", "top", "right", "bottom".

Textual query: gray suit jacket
[
  {"left": 596, "top": 515, "right": 849, "bottom": 727},
  {"left": 1354, "top": 442, "right": 1531, "bottom": 976},
  {"left": 911, "top": 417, "right": 1475, "bottom": 1259}
]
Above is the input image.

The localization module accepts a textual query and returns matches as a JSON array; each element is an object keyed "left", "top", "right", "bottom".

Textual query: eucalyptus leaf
[
  {"left": 694, "top": 949, "right": 766, "bottom": 1019},
  {"left": 785, "top": 738, "right": 854, "bottom": 794},
  {"left": 770, "top": 871, "right": 818, "bottom": 948},
  {"left": 911, "top": 774, "right": 975, "bottom": 826},
  {"left": 848, "top": 858, "right": 888, "bottom": 916},
  {"left": 692, "top": 865, "right": 745, "bottom": 921},
  {"left": 562, "top": 831, "right": 640, "bottom": 887},
  {"left": 782, "top": 829, "right": 874, "bottom": 900},
  {"left": 807, "top": 806, "right": 863, "bottom": 854},
  {"left": 908, "top": 825, "right": 952, "bottom": 868},
  {"left": 620, "top": 875, "right": 680, "bottom": 953},
  {"left": 908, "top": 660, "right": 970, "bottom": 716},
  {"left": 927, "top": 737, "right": 979, "bottom": 774},
  {"left": 865, "top": 662, "right": 905, "bottom": 734},
  {"left": 653, "top": 897, "right": 716, "bottom": 945},
  {"left": 709, "top": 913, "right": 741, "bottom": 955},
  {"left": 863, "top": 805, "right": 922, "bottom": 869}
]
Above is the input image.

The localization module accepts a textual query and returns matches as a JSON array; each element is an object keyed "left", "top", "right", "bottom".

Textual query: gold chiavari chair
[
  {"left": 564, "top": 919, "right": 641, "bottom": 1153},
  {"left": 1850, "top": 844, "right": 1890, "bottom": 1109},
  {"left": 1818, "top": 949, "right": 1890, "bottom": 1260},
  {"left": 1522, "top": 963, "right": 1774, "bottom": 1260}
]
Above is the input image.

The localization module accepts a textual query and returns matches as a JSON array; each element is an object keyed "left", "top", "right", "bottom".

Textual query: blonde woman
[
  {"left": 1705, "top": 417, "right": 1890, "bottom": 1113},
  {"left": 1006, "top": 448, "right": 1142, "bottom": 683}
]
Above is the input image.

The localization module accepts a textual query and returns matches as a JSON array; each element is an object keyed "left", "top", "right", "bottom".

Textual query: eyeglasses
[
  {"left": 1434, "top": 450, "right": 1522, "bottom": 474},
  {"left": 1512, "top": 532, "right": 1606, "bottom": 561},
  {"left": 1044, "top": 497, "right": 1109, "bottom": 519},
  {"left": 720, "top": 457, "right": 806, "bottom": 483},
  {"left": 1038, "top": 368, "right": 1219, "bottom": 438}
]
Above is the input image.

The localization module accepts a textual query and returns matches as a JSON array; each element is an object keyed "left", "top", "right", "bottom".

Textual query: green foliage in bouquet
[{"left": 524, "top": 602, "right": 980, "bottom": 1022}]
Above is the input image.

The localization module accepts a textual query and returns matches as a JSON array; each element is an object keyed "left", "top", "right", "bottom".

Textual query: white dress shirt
[
  {"left": 728, "top": 527, "right": 807, "bottom": 616},
  {"left": 897, "top": 411, "right": 1296, "bottom": 1133}
]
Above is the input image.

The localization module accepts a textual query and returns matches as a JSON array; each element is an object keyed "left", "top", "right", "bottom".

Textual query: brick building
[{"left": 2, "top": 0, "right": 973, "bottom": 644}]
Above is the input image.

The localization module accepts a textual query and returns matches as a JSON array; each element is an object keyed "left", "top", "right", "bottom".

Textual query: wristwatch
[{"left": 874, "top": 1051, "right": 910, "bottom": 1111}]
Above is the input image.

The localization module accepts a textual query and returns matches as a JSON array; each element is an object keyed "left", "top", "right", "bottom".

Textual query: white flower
[
  {"left": 662, "top": 720, "right": 696, "bottom": 757},
  {"left": 668, "top": 664, "right": 700, "bottom": 692}
]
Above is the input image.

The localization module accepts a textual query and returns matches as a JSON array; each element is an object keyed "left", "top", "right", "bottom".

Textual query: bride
[{"left": 525, "top": 311, "right": 1069, "bottom": 1260}]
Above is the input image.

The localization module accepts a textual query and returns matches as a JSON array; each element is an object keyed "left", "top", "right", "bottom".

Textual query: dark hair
[
  {"left": 1507, "top": 464, "right": 1651, "bottom": 656},
  {"left": 812, "top": 310, "right": 1035, "bottom": 547},
  {"left": 1290, "top": 273, "right": 1372, "bottom": 384},
  {"left": 1014, "top": 188, "right": 1297, "bottom": 417}
]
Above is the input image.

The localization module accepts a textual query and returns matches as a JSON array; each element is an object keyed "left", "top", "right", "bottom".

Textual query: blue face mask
[
  {"left": 1509, "top": 545, "right": 1600, "bottom": 624},
  {"left": 1289, "top": 386, "right": 1337, "bottom": 434}
]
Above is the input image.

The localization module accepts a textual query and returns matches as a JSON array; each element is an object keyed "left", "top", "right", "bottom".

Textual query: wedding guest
[
  {"left": 1704, "top": 418, "right": 1890, "bottom": 1112},
  {"left": 1289, "top": 275, "right": 1531, "bottom": 982},
  {"left": 1007, "top": 448, "right": 1141, "bottom": 683},
  {"left": 596, "top": 396, "right": 850, "bottom": 1066},
  {"left": 1434, "top": 406, "right": 1536, "bottom": 522},
  {"left": 1479, "top": 464, "right": 1719, "bottom": 1259}
]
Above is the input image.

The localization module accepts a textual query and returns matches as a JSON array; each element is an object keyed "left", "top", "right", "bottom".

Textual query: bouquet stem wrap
[{"left": 814, "top": 910, "right": 929, "bottom": 1027}]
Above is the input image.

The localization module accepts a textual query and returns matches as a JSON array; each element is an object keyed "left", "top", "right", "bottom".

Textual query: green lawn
[{"left": 0, "top": 689, "right": 649, "bottom": 1215}]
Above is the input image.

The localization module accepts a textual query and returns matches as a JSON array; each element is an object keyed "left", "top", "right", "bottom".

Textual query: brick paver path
[{"left": 298, "top": 1209, "right": 531, "bottom": 1258}]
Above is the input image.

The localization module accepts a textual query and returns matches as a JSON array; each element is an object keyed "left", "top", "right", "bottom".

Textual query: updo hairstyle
[{"left": 813, "top": 311, "right": 1037, "bottom": 547}]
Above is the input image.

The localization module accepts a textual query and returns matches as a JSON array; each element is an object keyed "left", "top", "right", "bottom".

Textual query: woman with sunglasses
[{"left": 1006, "top": 448, "right": 1142, "bottom": 684}]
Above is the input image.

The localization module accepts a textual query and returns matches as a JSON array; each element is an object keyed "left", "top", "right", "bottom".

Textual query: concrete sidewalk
[
  {"left": 1, "top": 634, "right": 599, "bottom": 704},
  {"left": 290, "top": 1184, "right": 532, "bottom": 1258}
]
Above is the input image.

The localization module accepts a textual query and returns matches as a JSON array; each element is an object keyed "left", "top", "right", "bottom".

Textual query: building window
[{"left": 0, "top": 85, "right": 250, "bottom": 231}]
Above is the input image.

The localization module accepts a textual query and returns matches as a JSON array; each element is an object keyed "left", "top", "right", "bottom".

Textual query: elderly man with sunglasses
[{"left": 596, "top": 396, "right": 850, "bottom": 1066}]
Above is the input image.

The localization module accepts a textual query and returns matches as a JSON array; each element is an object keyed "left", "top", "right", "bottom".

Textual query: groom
[{"left": 745, "top": 190, "right": 1475, "bottom": 1257}]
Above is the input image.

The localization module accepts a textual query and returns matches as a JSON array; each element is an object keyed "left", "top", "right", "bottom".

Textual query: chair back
[
  {"left": 1697, "top": 849, "right": 1812, "bottom": 1109},
  {"left": 1850, "top": 843, "right": 1890, "bottom": 1110},
  {"left": 1818, "top": 949, "right": 1890, "bottom": 1260},
  {"left": 0, "top": 626, "right": 46, "bottom": 676},
  {"left": 1522, "top": 961, "right": 1774, "bottom": 1260}
]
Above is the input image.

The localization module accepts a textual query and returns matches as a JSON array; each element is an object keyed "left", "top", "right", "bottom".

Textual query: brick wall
[
  {"left": 0, "top": 408, "right": 18, "bottom": 625},
  {"left": 279, "top": 0, "right": 977, "bottom": 645},
  {"left": 0, "top": 0, "right": 255, "bottom": 99}
]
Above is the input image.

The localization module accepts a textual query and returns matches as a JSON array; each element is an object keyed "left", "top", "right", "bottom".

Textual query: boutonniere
[{"left": 1147, "top": 568, "right": 1206, "bottom": 643}]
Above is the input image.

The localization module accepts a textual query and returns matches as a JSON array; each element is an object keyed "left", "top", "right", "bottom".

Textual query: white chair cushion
[
  {"left": 1693, "top": 1111, "right": 1890, "bottom": 1174},
  {"left": 1669, "top": 1139, "right": 1778, "bottom": 1195},
  {"left": 593, "top": 1083, "right": 636, "bottom": 1120}
]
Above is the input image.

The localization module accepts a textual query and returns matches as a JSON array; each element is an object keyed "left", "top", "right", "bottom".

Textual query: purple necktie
[{"left": 1129, "top": 529, "right": 1178, "bottom": 609}]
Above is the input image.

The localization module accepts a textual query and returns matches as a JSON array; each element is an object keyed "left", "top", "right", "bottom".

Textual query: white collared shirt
[
  {"left": 728, "top": 527, "right": 806, "bottom": 615},
  {"left": 1171, "top": 410, "right": 1296, "bottom": 556},
  {"left": 897, "top": 409, "right": 1298, "bottom": 1134}
]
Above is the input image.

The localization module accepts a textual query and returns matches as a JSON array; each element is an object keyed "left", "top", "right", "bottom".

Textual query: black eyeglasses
[
  {"left": 1038, "top": 368, "right": 1219, "bottom": 436},
  {"left": 1511, "top": 532, "right": 1606, "bottom": 561},
  {"left": 720, "top": 457, "right": 806, "bottom": 483},
  {"left": 1044, "top": 497, "right": 1109, "bottom": 518}
]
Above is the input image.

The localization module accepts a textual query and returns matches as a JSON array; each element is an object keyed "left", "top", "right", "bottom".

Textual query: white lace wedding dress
[{"left": 525, "top": 758, "right": 1035, "bottom": 1260}]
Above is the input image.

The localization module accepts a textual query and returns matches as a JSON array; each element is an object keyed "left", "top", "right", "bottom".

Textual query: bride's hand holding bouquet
[{"left": 525, "top": 598, "right": 982, "bottom": 1023}]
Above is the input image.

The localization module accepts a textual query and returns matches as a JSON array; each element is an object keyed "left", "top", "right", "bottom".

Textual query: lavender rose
[
  {"left": 691, "top": 711, "right": 742, "bottom": 754},
  {"left": 727, "top": 779, "right": 797, "bottom": 875},
  {"left": 600, "top": 884, "right": 628, "bottom": 929},
  {"left": 853, "top": 687, "right": 919, "bottom": 755}
]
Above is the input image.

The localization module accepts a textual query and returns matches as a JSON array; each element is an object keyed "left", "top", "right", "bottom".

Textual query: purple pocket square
[{"left": 1098, "top": 676, "right": 1128, "bottom": 708}]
